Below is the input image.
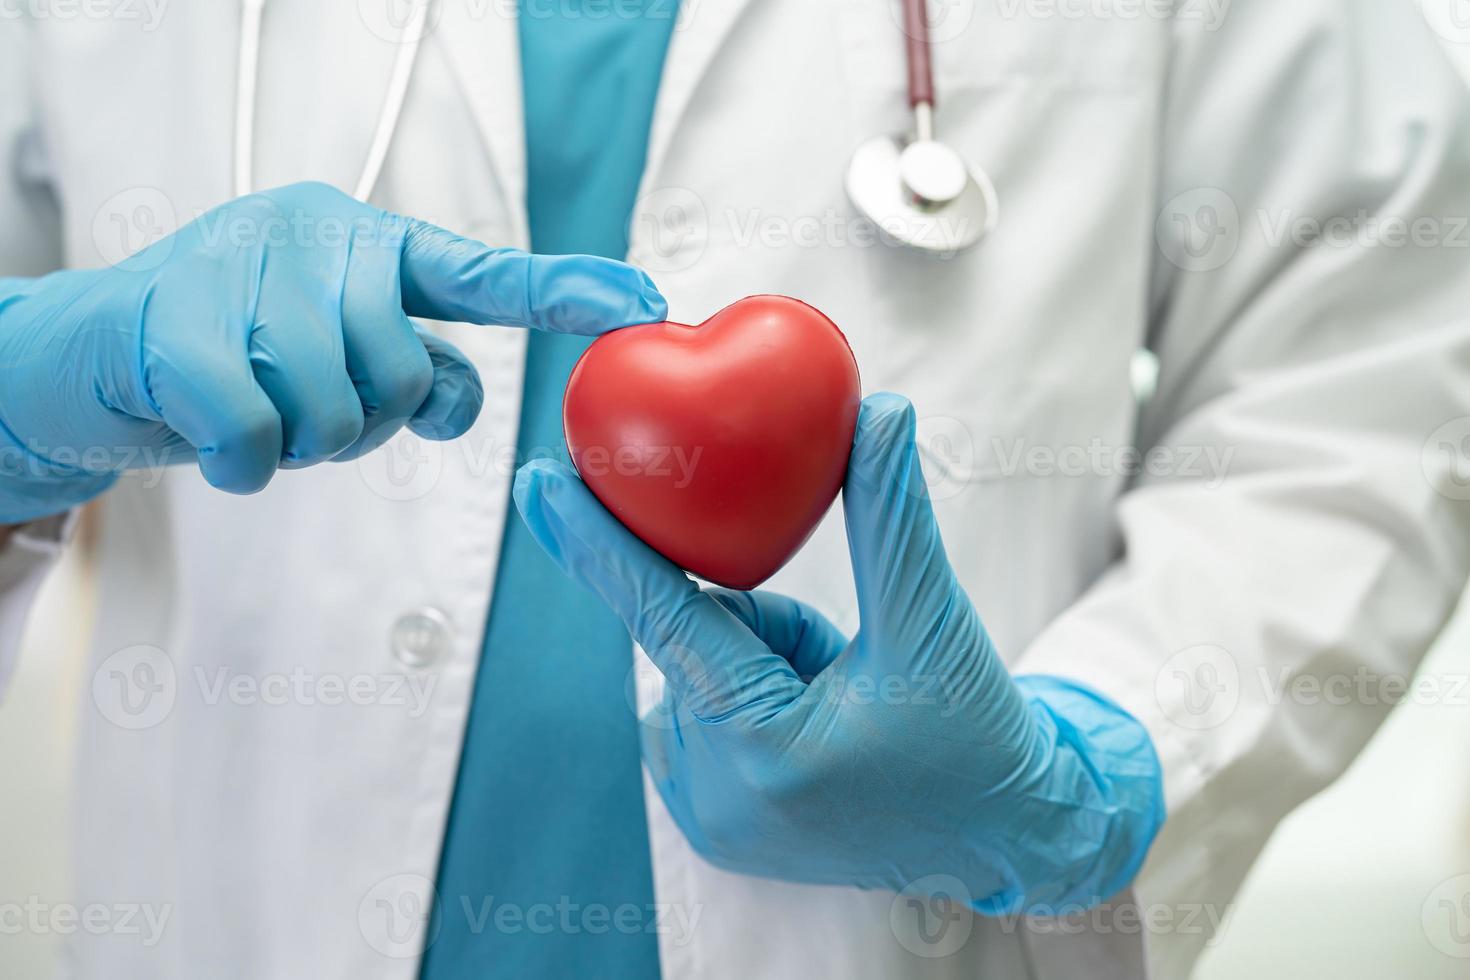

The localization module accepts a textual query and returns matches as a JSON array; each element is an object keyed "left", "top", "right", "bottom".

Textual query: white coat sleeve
[
  {"left": 1012, "top": 1, "right": 1470, "bottom": 974},
  {"left": 0, "top": 517, "right": 73, "bottom": 699},
  {"left": 0, "top": 12, "right": 69, "bottom": 700}
]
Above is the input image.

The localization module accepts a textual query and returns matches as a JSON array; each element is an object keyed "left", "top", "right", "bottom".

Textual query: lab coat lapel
[
  {"left": 432, "top": 1, "right": 530, "bottom": 247},
  {"left": 250, "top": 2, "right": 402, "bottom": 199},
  {"left": 640, "top": 0, "right": 760, "bottom": 194}
]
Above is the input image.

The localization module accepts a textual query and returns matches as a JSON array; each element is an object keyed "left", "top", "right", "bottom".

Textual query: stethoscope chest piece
[
  {"left": 846, "top": 131, "right": 998, "bottom": 254},
  {"left": 845, "top": 0, "right": 998, "bottom": 254}
]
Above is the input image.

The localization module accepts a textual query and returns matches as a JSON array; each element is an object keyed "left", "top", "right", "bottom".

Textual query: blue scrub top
[{"left": 418, "top": 4, "right": 678, "bottom": 978}]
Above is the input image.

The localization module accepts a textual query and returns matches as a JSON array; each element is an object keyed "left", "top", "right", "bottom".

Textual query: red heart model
[{"left": 563, "top": 295, "right": 862, "bottom": 590}]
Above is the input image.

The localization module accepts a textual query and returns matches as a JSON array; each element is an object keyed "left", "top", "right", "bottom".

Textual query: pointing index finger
[{"left": 396, "top": 218, "right": 667, "bottom": 333}]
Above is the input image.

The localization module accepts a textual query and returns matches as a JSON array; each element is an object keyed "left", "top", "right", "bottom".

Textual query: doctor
[{"left": 2, "top": 1, "right": 1469, "bottom": 978}]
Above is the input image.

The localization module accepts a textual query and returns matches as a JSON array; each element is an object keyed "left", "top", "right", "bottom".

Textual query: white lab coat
[{"left": 3, "top": 1, "right": 1469, "bottom": 977}]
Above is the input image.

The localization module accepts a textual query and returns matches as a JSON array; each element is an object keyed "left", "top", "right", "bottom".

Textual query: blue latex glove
[
  {"left": 513, "top": 392, "right": 1165, "bottom": 914},
  {"left": 0, "top": 181, "right": 666, "bottom": 523}
]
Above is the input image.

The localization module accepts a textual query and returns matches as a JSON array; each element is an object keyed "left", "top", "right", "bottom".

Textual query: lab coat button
[{"left": 390, "top": 607, "right": 452, "bottom": 668}]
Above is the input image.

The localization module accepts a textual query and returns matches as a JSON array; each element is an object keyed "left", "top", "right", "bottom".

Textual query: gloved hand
[
  {"left": 0, "top": 181, "right": 666, "bottom": 523},
  {"left": 514, "top": 392, "right": 1164, "bottom": 914}
]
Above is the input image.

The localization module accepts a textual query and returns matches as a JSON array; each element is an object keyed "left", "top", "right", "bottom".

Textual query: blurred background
[{"left": 2, "top": 18, "right": 1469, "bottom": 980}]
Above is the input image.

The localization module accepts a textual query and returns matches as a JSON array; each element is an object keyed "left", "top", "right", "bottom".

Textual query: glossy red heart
[{"left": 563, "top": 295, "right": 861, "bottom": 590}]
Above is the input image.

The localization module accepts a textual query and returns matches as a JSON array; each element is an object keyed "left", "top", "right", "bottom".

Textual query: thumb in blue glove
[{"left": 513, "top": 392, "right": 1164, "bottom": 915}]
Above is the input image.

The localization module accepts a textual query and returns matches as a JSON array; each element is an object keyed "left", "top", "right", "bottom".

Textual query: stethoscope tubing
[
  {"left": 233, "top": 0, "right": 990, "bottom": 252},
  {"left": 902, "top": 0, "right": 935, "bottom": 110},
  {"left": 233, "top": 0, "right": 429, "bottom": 202}
]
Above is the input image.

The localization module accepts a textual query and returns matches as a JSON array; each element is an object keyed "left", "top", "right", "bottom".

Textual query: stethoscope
[
  {"left": 844, "top": 0, "right": 999, "bottom": 253},
  {"left": 235, "top": 0, "right": 996, "bottom": 252},
  {"left": 233, "top": 0, "right": 429, "bottom": 201}
]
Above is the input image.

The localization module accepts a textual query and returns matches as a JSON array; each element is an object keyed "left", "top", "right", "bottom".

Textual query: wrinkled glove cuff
[
  {"left": 972, "top": 674, "right": 1166, "bottom": 918},
  {"left": 0, "top": 278, "right": 120, "bottom": 522},
  {"left": 0, "top": 429, "right": 118, "bottom": 524}
]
